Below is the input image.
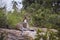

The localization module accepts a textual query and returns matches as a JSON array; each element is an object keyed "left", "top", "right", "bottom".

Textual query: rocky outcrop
[
  {"left": 0, "top": 28, "right": 34, "bottom": 40},
  {"left": 0, "top": 28, "right": 58, "bottom": 40}
]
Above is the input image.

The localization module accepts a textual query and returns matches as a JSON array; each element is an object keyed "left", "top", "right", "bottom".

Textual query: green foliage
[
  {"left": 35, "top": 29, "right": 58, "bottom": 40},
  {"left": 22, "top": 0, "right": 60, "bottom": 29},
  {"left": 35, "top": 29, "right": 42, "bottom": 40},
  {"left": 30, "top": 8, "right": 59, "bottom": 28},
  {"left": 0, "top": 10, "right": 8, "bottom": 28},
  {"left": 7, "top": 10, "right": 26, "bottom": 27}
]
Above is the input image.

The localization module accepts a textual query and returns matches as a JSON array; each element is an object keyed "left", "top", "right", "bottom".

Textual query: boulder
[
  {"left": 0, "top": 28, "right": 34, "bottom": 40},
  {"left": 0, "top": 28, "right": 58, "bottom": 40}
]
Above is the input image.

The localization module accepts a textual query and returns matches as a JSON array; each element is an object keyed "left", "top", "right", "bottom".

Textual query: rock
[
  {"left": 0, "top": 28, "right": 58, "bottom": 40},
  {"left": 0, "top": 28, "right": 34, "bottom": 40},
  {"left": 22, "top": 31, "right": 37, "bottom": 39}
]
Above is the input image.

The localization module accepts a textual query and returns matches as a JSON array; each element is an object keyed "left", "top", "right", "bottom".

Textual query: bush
[{"left": 0, "top": 10, "right": 8, "bottom": 28}]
